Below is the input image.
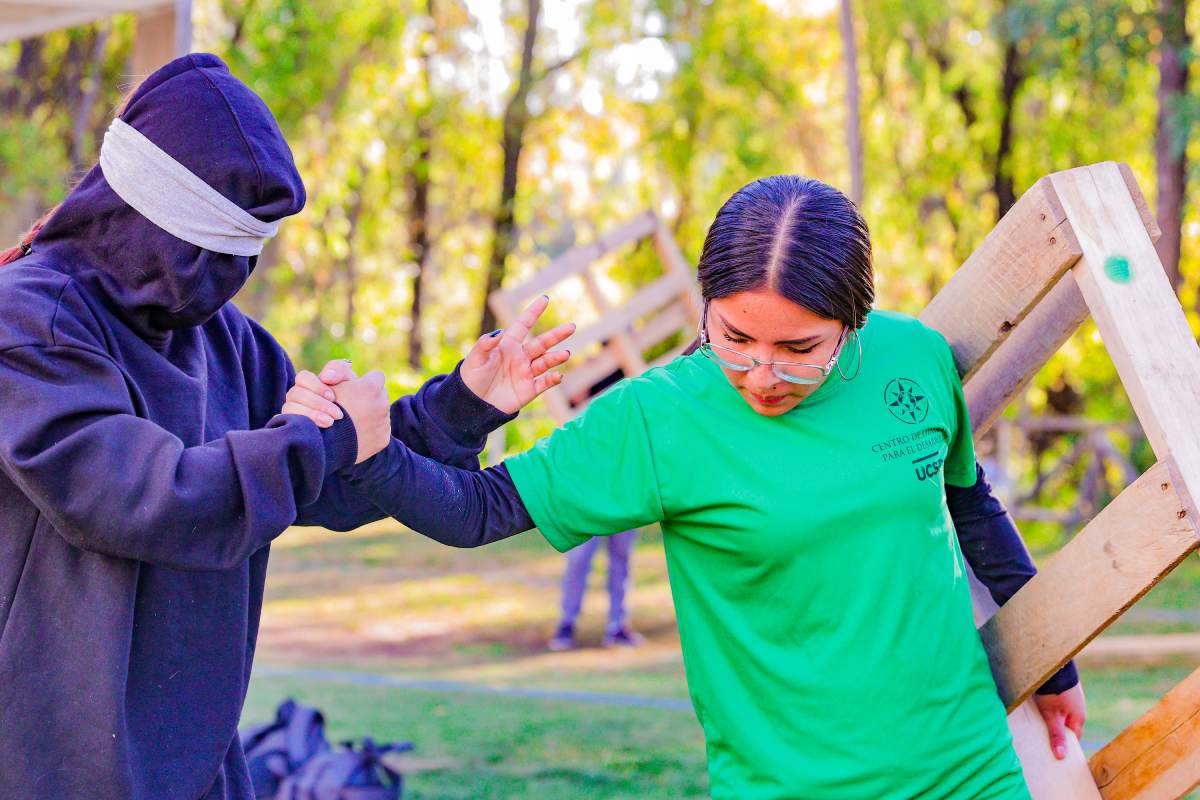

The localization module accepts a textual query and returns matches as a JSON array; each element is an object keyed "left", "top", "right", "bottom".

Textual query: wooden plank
[
  {"left": 1050, "top": 161, "right": 1200, "bottom": 523},
  {"left": 963, "top": 273, "right": 1089, "bottom": 438},
  {"left": 1118, "top": 162, "right": 1162, "bottom": 244},
  {"left": 952, "top": 164, "right": 1164, "bottom": 797},
  {"left": 1090, "top": 666, "right": 1200, "bottom": 800},
  {"left": 560, "top": 272, "right": 691, "bottom": 355},
  {"left": 652, "top": 223, "right": 702, "bottom": 325},
  {"left": 967, "top": 566, "right": 1102, "bottom": 799},
  {"left": 131, "top": 3, "right": 178, "bottom": 77},
  {"left": 920, "top": 176, "right": 1082, "bottom": 381},
  {"left": 978, "top": 461, "right": 1198, "bottom": 710},
  {"left": 490, "top": 211, "right": 658, "bottom": 314},
  {"left": 0, "top": 1, "right": 170, "bottom": 44},
  {"left": 559, "top": 301, "right": 694, "bottom": 399},
  {"left": 960, "top": 164, "right": 1162, "bottom": 438}
]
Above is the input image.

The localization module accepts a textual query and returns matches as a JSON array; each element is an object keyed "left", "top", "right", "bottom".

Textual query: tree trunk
[
  {"left": 1155, "top": 0, "right": 1190, "bottom": 292},
  {"left": 341, "top": 170, "right": 369, "bottom": 340},
  {"left": 993, "top": 37, "right": 1024, "bottom": 220},
  {"left": 839, "top": 0, "right": 864, "bottom": 206},
  {"left": 70, "top": 26, "right": 111, "bottom": 172},
  {"left": 407, "top": 0, "right": 436, "bottom": 369},
  {"left": 478, "top": 0, "right": 541, "bottom": 337}
]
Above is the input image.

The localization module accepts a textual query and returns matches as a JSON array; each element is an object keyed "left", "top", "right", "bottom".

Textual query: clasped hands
[{"left": 280, "top": 296, "right": 574, "bottom": 463}]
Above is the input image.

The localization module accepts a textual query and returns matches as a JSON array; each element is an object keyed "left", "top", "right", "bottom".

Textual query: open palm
[{"left": 460, "top": 295, "right": 575, "bottom": 414}]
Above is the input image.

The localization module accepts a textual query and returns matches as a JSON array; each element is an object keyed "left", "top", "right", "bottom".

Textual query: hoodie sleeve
[
  {"left": 0, "top": 340, "right": 357, "bottom": 571},
  {"left": 389, "top": 362, "right": 518, "bottom": 471},
  {"left": 340, "top": 438, "right": 535, "bottom": 548},
  {"left": 238, "top": 317, "right": 516, "bottom": 530},
  {"left": 292, "top": 370, "right": 515, "bottom": 531}
]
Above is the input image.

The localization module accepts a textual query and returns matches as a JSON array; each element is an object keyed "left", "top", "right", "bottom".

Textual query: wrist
[
  {"left": 319, "top": 410, "right": 358, "bottom": 475},
  {"left": 1036, "top": 660, "right": 1080, "bottom": 695},
  {"left": 425, "top": 362, "right": 517, "bottom": 443}
]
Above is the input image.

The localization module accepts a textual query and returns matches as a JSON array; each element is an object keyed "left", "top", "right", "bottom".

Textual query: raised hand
[{"left": 460, "top": 295, "right": 575, "bottom": 414}]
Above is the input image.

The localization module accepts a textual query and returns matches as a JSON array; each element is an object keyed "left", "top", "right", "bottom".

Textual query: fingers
[
  {"left": 296, "top": 370, "right": 336, "bottom": 400},
  {"left": 465, "top": 330, "right": 504, "bottom": 363},
  {"left": 532, "top": 371, "right": 564, "bottom": 397},
  {"left": 1066, "top": 712, "right": 1086, "bottom": 740},
  {"left": 285, "top": 383, "right": 344, "bottom": 425},
  {"left": 505, "top": 295, "right": 550, "bottom": 343},
  {"left": 282, "top": 400, "right": 335, "bottom": 428},
  {"left": 1044, "top": 714, "right": 1068, "bottom": 760},
  {"left": 319, "top": 359, "right": 357, "bottom": 385},
  {"left": 530, "top": 348, "right": 571, "bottom": 377},
  {"left": 363, "top": 369, "right": 387, "bottom": 391},
  {"left": 524, "top": 322, "right": 576, "bottom": 359}
]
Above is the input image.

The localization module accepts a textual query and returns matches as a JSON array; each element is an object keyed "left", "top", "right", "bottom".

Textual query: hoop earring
[{"left": 837, "top": 328, "right": 863, "bottom": 381}]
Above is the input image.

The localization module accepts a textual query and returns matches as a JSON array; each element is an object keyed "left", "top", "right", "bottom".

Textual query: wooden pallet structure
[
  {"left": 922, "top": 162, "right": 1200, "bottom": 799},
  {"left": 488, "top": 210, "right": 701, "bottom": 423}
]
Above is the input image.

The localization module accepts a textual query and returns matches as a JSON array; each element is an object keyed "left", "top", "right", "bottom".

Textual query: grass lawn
[{"left": 245, "top": 520, "right": 1200, "bottom": 798}]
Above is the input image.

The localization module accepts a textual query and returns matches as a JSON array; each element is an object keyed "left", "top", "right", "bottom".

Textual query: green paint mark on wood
[{"left": 1104, "top": 255, "right": 1132, "bottom": 284}]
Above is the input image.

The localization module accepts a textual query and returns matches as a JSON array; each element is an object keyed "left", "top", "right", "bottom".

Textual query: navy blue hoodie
[{"left": 0, "top": 54, "right": 509, "bottom": 799}]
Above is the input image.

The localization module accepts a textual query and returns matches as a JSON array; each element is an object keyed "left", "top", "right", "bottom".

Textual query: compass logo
[{"left": 884, "top": 378, "right": 929, "bottom": 424}]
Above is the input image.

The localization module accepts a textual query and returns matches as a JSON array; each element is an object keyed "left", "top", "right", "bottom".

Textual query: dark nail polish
[{"left": 489, "top": 329, "right": 503, "bottom": 337}]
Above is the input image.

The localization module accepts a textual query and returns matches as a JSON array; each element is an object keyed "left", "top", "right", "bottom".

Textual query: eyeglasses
[{"left": 697, "top": 305, "right": 850, "bottom": 385}]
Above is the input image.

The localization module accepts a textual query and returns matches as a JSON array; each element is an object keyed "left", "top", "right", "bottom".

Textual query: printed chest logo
[
  {"left": 884, "top": 378, "right": 929, "bottom": 424},
  {"left": 870, "top": 377, "right": 945, "bottom": 482}
]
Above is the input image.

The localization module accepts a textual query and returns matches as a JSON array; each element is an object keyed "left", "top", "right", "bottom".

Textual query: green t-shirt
[{"left": 507, "top": 310, "right": 1028, "bottom": 800}]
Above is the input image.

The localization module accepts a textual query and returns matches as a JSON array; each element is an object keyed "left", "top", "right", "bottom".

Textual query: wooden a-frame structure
[
  {"left": 489, "top": 210, "right": 701, "bottom": 423},
  {"left": 923, "top": 162, "right": 1200, "bottom": 799}
]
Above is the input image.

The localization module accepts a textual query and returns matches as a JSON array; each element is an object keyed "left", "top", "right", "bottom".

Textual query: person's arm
[
  {"left": 390, "top": 363, "right": 516, "bottom": 470},
  {"left": 330, "top": 377, "right": 666, "bottom": 552},
  {"left": 238, "top": 311, "right": 516, "bottom": 532},
  {"left": 339, "top": 440, "right": 534, "bottom": 547},
  {"left": 289, "top": 366, "right": 515, "bottom": 531},
  {"left": 0, "top": 341, "right": 360, "bottom": 571},
  {"left": 946, "top": 461, "right": 1079, "bottom": 695}
]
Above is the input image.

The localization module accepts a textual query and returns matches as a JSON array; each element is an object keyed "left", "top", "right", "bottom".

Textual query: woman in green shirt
[{"left": 291, "top": 175, "right": 1085, "bottom": 799}]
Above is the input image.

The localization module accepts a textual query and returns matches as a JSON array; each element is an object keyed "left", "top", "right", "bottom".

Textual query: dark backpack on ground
[
  {"left": 240, "top": 698, "right": 331, "bottom": 799},
  {"left": 276, "top": 737, "right": 414, "bottom": 800}
]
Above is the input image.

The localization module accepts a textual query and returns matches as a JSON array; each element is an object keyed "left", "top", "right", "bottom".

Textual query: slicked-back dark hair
[{"left": 696, "top": 175, "right": 873, "bottom": 329}]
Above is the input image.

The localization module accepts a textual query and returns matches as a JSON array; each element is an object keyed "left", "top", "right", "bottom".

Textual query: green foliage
[{"left": 3, "top": 0, "right": 1198, "bottom": 537}]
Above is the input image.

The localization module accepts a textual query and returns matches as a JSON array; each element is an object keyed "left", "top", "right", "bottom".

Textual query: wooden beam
[
  {"left": 131, "top": 2, "right": 181, "bottom": 78},
  {"left": 978, "top": 461, "right": 1198, "bottom": 710},
  {"left": 1090, "top": 666, "right": 1200, "bottom": 800},
  {"left": 959, "top": 164, "right": 1162, "bottom": 439},
  {"left": 963, "top": 273, "right": 1089, "bottom": 438},
  {"left": 919, "top": 176, "right": 1082, "bottom": 381},
  {"left": 1050, "top": 161, "right": 1200, "bottom": 524},
  {"left": 0, "top": 1, "right": 169, "bottom": 44},
  {"left": 489, "top": 211, "right": 658, "bottom": 318}
]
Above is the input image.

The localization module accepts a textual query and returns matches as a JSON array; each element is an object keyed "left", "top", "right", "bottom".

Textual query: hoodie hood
[{"left": 30, "top": 53, "right": 305, "bottom": 342}]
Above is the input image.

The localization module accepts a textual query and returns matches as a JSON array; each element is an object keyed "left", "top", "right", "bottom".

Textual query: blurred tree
[{"left": 1154, "top": 0, "right": 1191, "bottom": 291}]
